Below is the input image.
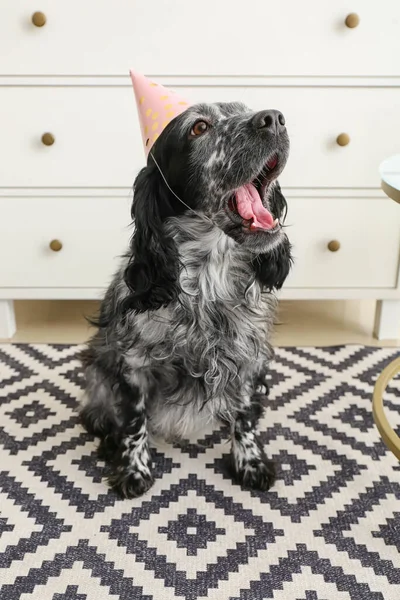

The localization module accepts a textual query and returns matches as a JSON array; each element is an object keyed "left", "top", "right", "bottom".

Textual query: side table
[{"left": 372, "top": 155, "right": 400, "bottom": 460}]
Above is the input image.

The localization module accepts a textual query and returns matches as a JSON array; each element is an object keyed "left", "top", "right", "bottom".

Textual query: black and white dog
[{"left": 80, "top": 101, "right": 292, "bottom": 498}]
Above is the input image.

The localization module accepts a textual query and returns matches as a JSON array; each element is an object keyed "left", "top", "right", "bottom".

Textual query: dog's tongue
[{"left": 235, "top": 183, "right": 274, "bottom": 229}]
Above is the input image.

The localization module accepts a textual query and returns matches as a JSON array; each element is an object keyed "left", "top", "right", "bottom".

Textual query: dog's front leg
[
  {"left": 229, "top": 391, "right": 276, "bottom": 491},
  {"left": 105, "top": 380, "right": 154, "bottom": 499}
]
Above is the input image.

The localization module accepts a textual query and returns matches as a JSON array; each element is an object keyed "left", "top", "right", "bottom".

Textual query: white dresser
[{"left": 1, "top": 0, "right": 400, "bottom": 339}]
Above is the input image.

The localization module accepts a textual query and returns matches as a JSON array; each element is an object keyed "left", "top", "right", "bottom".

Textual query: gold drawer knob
[
  {"left": 32, "top": 11, "right": 46, "bottom": 27},
  {"left": 41, "top": 132, "right": 55, "bottom": 146},
  {"left": 49, "top": 239, "right": 62, "bottom": 252},
  {"left": 328, "top": 240, "right": 341, "bottom": 252},
  {"left": 336, "top": 133, "right": 350, "bottom": 147},
  {"left": 345, "top": 13, "right": 360, "bottom": 28}
]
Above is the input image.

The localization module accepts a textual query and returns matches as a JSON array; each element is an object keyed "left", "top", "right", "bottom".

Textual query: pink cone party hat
[{"left": 130, "top": 70, "right": 192, "bottom": 157}]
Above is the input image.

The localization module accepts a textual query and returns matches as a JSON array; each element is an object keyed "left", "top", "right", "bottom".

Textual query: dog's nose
[{"left": 252, "top": 110, "right": 286, "bottom": 133}]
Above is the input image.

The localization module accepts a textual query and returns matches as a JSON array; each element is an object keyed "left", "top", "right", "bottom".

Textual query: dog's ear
[
  {"left": 122, "top": 167, "right": 180, "bottom": 313},
  {"left": 253, "top": 183, "right": 292, "bottom": 291}
]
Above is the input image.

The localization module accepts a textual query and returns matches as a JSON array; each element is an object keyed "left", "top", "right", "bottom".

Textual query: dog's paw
[
  {"left": 108, "top": 469, "right": 154, "bottom": 499},
  {"left": 232, "top": 457, "right": 276, "bottom": 492}
]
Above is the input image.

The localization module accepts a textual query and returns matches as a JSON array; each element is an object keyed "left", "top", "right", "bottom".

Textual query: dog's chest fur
[{"left": 132, "top": 221, "right": 276, "bottom": 438}]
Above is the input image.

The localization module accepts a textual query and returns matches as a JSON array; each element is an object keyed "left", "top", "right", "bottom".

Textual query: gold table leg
[{"left": 373, "top": 357, "right": 400, "bottom": 460}]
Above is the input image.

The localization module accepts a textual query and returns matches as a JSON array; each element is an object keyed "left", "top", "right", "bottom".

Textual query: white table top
[{"left": 380, "top": 154, "right": 400, "bottom": 203}]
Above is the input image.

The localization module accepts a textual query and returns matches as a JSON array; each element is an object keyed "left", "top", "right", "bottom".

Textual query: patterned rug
[{"left": 0, "top": 344, "right": 400, "bottom": 600}]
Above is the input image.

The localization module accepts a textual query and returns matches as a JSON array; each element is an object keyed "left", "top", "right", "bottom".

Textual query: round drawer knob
[
  {"left": 49, "top": 239, "right": 62, "bottom": 252},
  {"left": 328, "top": 240, "right": 341, "bottom": 252},
  {"left": 336, "top": 133, "right": 350, "bottom": 147},
  {"left": 345, "top": 13, "right": 360, "bottom": 28},
  {"left": 41, "top": 132, "right": 55, "bottom": 146},
  {"left": 32, "top": 11, "right": 46, "bottom": 27}
]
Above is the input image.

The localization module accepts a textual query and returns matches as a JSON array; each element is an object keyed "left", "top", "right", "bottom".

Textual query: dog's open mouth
[{"left": 227, "top": 155, "right": 280, "bottom": 232}]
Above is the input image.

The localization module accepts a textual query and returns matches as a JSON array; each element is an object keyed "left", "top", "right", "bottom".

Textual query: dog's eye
[{"left": 190, "top": 120, "right": 209, "bottom": 137}]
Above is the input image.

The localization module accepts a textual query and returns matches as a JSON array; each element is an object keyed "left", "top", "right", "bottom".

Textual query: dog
[{"left": 80, "top": 101, "right": 292, "bottom": 498}]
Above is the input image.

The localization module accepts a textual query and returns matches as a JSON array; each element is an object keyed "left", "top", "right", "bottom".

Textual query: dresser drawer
[
  {"left": 0, "top": 198, "right": 131, "bottom": 288},
  {"left": 2, "top": 86, "right": 399, "bottom": 189},
  {"left": 2, "top": 1, "right": 399, "bottom": 76},
  {"left": 0, "top": 197, "right": 398, "bottom": 292},
  {"left": 0, "top": 87, "right": 138, "bottom": 188},
  {"left": 285, "top": 197, "right": 400, "bottom": 288}
]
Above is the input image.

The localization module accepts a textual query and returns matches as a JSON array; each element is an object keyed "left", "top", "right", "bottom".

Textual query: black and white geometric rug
[{"left": 1, "top": 344, "right": 399, "bottom": 600}]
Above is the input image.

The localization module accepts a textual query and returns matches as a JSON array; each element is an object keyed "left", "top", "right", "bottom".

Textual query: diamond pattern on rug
[
  {"left": 157, "top": 506, "right": 226, "bottom": 556},
  {"left": 0, "top": 343, "right": 399, "bottom": 600}
]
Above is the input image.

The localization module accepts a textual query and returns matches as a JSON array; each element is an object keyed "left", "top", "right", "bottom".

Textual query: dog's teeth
[{"left": 273, "top": 218, "right": 279, "bottom": 226}]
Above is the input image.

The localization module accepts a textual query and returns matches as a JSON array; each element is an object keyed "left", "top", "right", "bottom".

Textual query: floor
[
  {"left": 2, "top": 299, "right": 399, "bottom": 346},
  {"left": 2, "top": 342, "right": 398, "bottom": 598}
]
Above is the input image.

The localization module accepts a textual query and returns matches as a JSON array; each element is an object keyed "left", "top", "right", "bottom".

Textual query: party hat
[{"left": 130, "top": 70, "right": 191, "bottom": 157}]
